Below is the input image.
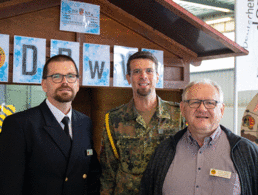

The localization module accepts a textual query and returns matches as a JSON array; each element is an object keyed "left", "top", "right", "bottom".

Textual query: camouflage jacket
[{"left": 100, "top": 97, "right": 184, "bottom": 195}]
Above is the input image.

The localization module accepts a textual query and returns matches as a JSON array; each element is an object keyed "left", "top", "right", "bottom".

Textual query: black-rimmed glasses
[
  {"left": 44, "top": 73, "right": 79, "bottom": 83},
  {"left": 184, "top": 99, "right": 220, "bottom": 109}
]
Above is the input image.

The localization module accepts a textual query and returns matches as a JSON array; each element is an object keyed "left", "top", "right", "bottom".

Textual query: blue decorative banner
[
  {"left": 13, "top": 36, "right": 46, "bottom": 84},
  {"left": 50, "top": 39, "right": 80, "bottom": 71},
  {"left": 142, "top": 48, "right": 164, "bottom": 88},
  {"left": 113, "top": 46, "right": 138, "bottom": 87},
  {"left": 0, "top": 34, "right": 9, "bottom": 82},
  {"left": 83, "top": 43, "right": 110, "bottom": 86},
  {"left": 60, "top": 0, "right": 100, "bottom": 35}
]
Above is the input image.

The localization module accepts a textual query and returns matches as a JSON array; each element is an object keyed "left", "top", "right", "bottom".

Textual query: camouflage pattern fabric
[{"left": 100, "top": 97, "right": 184, "bottom": 195}]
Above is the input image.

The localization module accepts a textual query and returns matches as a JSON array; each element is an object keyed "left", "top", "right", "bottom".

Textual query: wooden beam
[
  {"left": 89, "top": 0, "right": 197, "bottom": 60},
  {"left": 156, "top": 0, "right": 248, "bottom": 55}
]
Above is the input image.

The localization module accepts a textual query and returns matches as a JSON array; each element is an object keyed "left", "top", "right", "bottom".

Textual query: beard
[
  {"left": 137, "top": 88, "right": 151, "bottom": 96},
  {"left": 54, "top": 86, "right": 76, "bottom": 103}
]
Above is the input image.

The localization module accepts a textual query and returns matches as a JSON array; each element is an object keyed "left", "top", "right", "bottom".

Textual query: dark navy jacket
[{"left": 0, "top": 100, "right": 101, "bottom": 195}]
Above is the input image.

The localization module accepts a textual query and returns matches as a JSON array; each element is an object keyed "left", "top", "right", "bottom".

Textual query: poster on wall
[
  {"left": 235, "top": 0, "right": 258, "bottom": 91},
  {"left": 13, "top": 36, "right": 46, "bottom": 84},
  {"left": 142, "top": 48, "right": 164, "bottom": 88},
  {"left": 0, "top": 34, "right": 9, "bottom": 82},
  {"left": 60, "top": 0, "right": 100, "bottom": 35},
  {"left": 241, "top": 93, "right": 258, "bottom": 146},
  {"left": 83, "top": 43, "right": 110, "bottom": 86},
  {"left": 50, "top": 39, "right": 80, "bottom": 71},
  {"left": 113, "top": 46, "right": 138, "bottom": 87}
]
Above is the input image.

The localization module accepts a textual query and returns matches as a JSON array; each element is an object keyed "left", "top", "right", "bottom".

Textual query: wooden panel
[
  {"left": 87, "top": 88, "right": 132, "bottom": 153},
  {"left": 0, "top": 7, "right": 75, "bottom": 41},
  {"left": 0, "top": 0, "right": 60, "bottom": 19},
  {"left": 0, "top": 0, "right": 32, "bottom": 9},
  {"left": 72, "top": 88, "right": 93, "bottom": 118},
  {"left": 164, "top": 66, "right": 183, "bottom": 81}
]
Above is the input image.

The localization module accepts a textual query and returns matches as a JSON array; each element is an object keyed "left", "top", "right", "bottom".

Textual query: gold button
[
  {"left": 83, "top": 174, "right": 87, "bottom": 179},
  {"left": 65, "top": 177, "right": 68, "bottom": 182}
]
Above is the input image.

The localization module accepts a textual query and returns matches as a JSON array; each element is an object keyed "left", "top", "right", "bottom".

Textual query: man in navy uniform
[{"left": 0, "top": 55, "right": 101, "bottom": 195}]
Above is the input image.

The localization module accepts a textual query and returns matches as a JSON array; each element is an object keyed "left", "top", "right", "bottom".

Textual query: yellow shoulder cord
[{"left": 105, "top": 113, "right": 119, "bottom": 159}]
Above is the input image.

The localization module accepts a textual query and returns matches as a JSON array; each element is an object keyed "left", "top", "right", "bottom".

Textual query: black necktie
[{"left": 62, "top": 116, "right": 70, "bottom": 138}]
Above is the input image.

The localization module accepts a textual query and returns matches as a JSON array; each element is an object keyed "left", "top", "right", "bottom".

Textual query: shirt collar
[
  {"left": 124, "top": 96, "right": 170, "bottom": 121},
  {"left": 46, "top": 99, "right": 72, "bottom": 124},
  {"left": 185, "top": 126, "right": 222, "bottom": 146},
  {"left": 156, "top": 96, "right": 172, "bottom": 119}
]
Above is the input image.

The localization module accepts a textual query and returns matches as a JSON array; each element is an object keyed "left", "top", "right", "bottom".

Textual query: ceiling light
[{"left": 173, "top": 0, "right": 232, "bottom": 13}]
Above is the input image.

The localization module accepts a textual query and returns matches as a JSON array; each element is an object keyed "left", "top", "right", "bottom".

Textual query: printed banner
[
  {"left": 113, "top": 46, "right": 138, "bottom": 87},
  {"left": 0, "top": 34, "right": 9, "bottom": 82},
  {"left": 50, "top": 39, "right": 80, "bottom": 71},
  {"left": 83, "top": 43, "right": 110, "bottom": 86},
  {"left": 142, "top": 48, "right": 164, "bottom": 88},
  {"left": 13, "top": 36, "right": 46, "bottom": 84},
  {"left": 235, "top": 0, "right": 258, "bottom": 91},
  {"left": 60, "top": 0, "right": 100, "bottom": 34}
]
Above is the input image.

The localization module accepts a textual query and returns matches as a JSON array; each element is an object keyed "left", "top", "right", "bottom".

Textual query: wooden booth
[{"left": 0, "top": 0, "right": 248, "bottom": 154}]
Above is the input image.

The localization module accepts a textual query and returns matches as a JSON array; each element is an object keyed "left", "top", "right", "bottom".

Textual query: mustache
[{"left": 56, "top": 84, "right": 73, "bottom": 91}]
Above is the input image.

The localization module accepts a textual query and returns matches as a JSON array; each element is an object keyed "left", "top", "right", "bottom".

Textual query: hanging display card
[
  {"left": 113, "top": 45, "right": 138, "bottom": 87},
  {"left": 60, "top": 0, "right": 100, "bottom": 34},
  {"left": 0, "top": 34, "right": 9, "bottom": 82},
  {"left": 13, "top": 36, "right": 46, "bottom": 84},
  {"left": 50, "top": 39, "right": 80, "bottom": 71},
  {"left": 83, "top": 43, "right": 110, "bottom": 86}
]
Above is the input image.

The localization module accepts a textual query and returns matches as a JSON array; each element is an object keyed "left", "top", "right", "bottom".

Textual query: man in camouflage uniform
[{"left": 100, "top": 51, "right": 183, "bottom": 195}]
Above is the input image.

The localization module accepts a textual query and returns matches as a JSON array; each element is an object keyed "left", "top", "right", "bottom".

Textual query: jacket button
[
  {"left": 83, "top": 174, "right": 87, "bottom": 179},
  {"left": 65, "top": 177, "right": 68, "bottom": 182}
]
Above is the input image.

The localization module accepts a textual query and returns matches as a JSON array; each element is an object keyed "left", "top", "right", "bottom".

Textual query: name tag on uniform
[
  {"left": 86, "top": 149, "right": 93, "bottom": 156},
  {"left": 210, "top": 168, "right": 231, "bottom": 179}
]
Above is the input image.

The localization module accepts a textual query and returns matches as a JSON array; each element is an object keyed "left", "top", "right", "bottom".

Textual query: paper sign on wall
[
  {"left": 113, "top": 46, "right": 138, "bottom": 87},
  {"left": 142, "top": 48, "right": 164, "bottom": 88},
  {"left": 50, "top": 39, "right": 80, "bottom": 71},
  {"left": 0, "top": 34, "right": 9, "bottom": 82},
  {"left": 60, "top": 0, "right": 100, "bottom": 35},
  {"left": 83, "top": 43, "right": 110, "bottom": 86},
  {"left": 13, "top": 36, "right": 46, "bottom": 84}
]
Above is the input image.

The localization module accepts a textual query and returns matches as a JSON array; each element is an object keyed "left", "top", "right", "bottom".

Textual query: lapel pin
[{"left": 86, "top": 149, "right": 93, "bottom": 156}]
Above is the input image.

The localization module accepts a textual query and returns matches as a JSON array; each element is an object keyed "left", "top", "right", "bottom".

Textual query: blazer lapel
[{"left": 40, "top": 101, "right": 72, "bottom": 158}]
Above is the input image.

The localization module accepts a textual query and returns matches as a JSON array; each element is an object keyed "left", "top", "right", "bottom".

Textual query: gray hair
[{"left": 182, "top": 79, "right": 224, "bottom": 103}]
